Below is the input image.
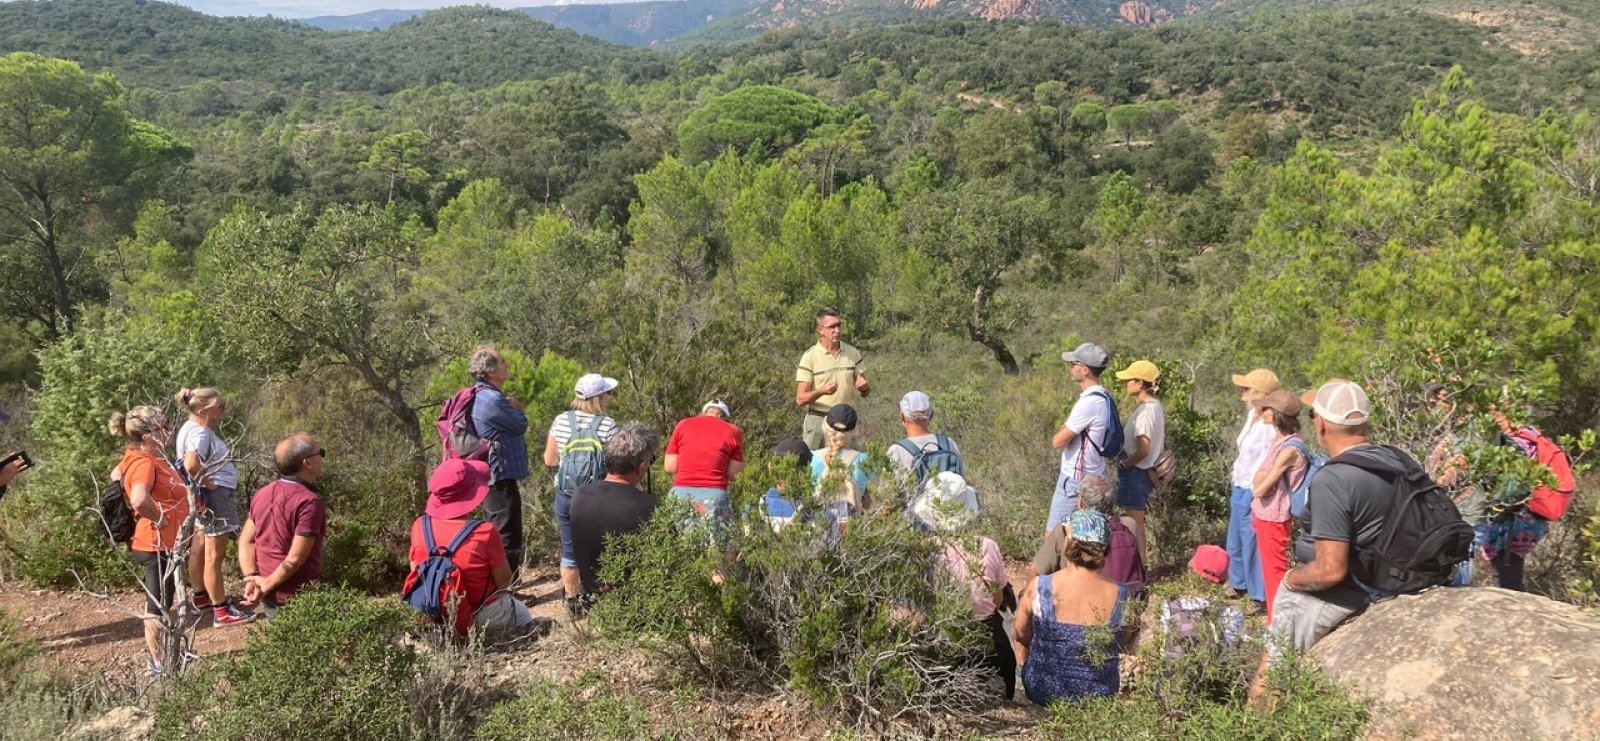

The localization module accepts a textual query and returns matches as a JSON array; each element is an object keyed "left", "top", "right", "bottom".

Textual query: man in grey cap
[
  {"left": 888, "top": 391, "right": 965, "bottom": 489},
  {"left": 1048, "top": 342, "right": 1115, "bottom": 532}
]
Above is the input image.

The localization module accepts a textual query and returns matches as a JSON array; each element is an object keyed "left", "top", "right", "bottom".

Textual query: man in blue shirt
[{"left": 469, "top": 345, "right": 529, "bottom": 569}]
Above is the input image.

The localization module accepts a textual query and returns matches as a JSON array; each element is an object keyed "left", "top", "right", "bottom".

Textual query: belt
[{"left": 806, "top": 409, "right": 828, "bottom": 417}]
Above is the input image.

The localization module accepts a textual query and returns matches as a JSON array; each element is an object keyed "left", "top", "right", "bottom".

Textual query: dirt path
[{"left": 0, "top": 563, "right": 573, "bottom": 684}]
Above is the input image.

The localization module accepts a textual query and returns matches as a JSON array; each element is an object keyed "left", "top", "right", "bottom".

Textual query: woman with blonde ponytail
[
  {"left": 173, "top": 387, "right": 254, "bottom": 627},
  {"left": 809, "top": 404, "right": 869, "bottom": 521},
  {"left": 111, "top": 406, "right": 189, "bottom": 675}
]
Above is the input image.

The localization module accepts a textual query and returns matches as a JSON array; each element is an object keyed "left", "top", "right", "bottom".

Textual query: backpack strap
[
  {"left": 1086, "top": 389, "right": 1117, "bottom": 456},
  {"left": 893, "top": 438, "right": 921, "bottom": 462},
  {"left": 441, "top": 519, "right": 483, "bottom": 556},
  {"left": 563, "top": 410, "right": 579, "bottom": 447},
  {"left": 421, "top": 514, "right": 439, "bottom": 554}
]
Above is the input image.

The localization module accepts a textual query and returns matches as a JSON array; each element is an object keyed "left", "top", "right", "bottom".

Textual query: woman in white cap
[
  {"left": 913, "top": 472, "right": 1015, "bottom": 700},
  {"left": 664, "top": 400, "right": 745, "bottom": 535},
  {"left": 543, "top": 372, "right": 620, "bottom": 613},
  {"left": 1227, "top": 367, "right": 1278, "bottom": 612}
]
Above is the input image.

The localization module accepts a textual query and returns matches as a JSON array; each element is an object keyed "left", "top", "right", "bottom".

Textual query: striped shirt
[{"left": 549, "top": 412, "right": 619, "bottom": 452}]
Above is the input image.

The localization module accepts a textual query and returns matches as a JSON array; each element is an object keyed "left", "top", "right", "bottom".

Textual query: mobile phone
[{"left": 0, "top": 451, "right": 32, "bottom": 469}]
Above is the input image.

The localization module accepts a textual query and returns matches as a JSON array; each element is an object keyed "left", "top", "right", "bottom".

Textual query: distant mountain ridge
[{"left": 295, "top": 0, "right": 1254, "bottom": 45}]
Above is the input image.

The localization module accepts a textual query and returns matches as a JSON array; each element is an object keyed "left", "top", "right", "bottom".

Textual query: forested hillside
[{"left": 2, "top": 0, "right": 1599, "bottom": 737}]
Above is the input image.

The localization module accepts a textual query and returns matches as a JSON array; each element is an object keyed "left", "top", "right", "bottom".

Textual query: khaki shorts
[
  {"left": 1265, "top": 587, "right": 1362, "bottom": 661},
  {"left": 802, "top": 412, "right": 828, "bottom": 451}
]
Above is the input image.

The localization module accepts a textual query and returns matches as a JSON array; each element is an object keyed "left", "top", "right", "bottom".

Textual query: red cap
[
  {"left": 425, "top": 459, "right": 491, "bottom": 520},
  {"left": 1189, "top": 544, "right": 1229, "bottom": 585}
]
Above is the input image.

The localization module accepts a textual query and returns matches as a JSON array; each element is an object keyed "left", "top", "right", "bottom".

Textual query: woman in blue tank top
[{"left": 1014, "top": 510, "right": 1133, "bottom": 705}]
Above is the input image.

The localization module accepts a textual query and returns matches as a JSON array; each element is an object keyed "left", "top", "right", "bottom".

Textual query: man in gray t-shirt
[
  {"left": 887, "top": 391, "right": 964, "bottom": 492},
  {"left": 1251, "top": 379, "right": 1397, "bottom": 704}
]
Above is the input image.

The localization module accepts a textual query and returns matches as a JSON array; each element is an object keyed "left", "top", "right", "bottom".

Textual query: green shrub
[
  {"left": 590, "top": 497, "right": 994, "bottom": 728},
  {"left": 0, "top": 311, "right": 218, "bottom": 585},
  {"left": 155, "top": 586, "right": 478, "bottom": 741},
  {"left": 1044, "top": 644, "right": 1370, "bottom": 740},
  {"left": 474, "top": 673, "right": 657, "bottom": 741}
]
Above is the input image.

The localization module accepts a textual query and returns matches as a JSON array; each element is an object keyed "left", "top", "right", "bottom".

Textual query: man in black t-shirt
[{"left": 569, "top": 422, "right": 661, "bottom": 603}]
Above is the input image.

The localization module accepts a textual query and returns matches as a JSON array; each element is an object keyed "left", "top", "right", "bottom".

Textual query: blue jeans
[
  {"left": 1226, "top": 484, "right": 1264, "bottom": 600},
  {"left": 554, "top": 490, "right": 576, "bottom": 569},
  {"left": 671, "top": 486, "right": 732, "bottom": 545},
  {"left": 1046, "top": 477, "right": 1080, "bottom": 532},
  {"left": 1117, "top": 467, "right": 1154, "bottom": 511}
]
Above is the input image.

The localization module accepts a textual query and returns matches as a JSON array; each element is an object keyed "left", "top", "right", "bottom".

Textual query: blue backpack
[
  {"left": 556, "top": 412, "right": 607, "bottom": 496},
  {"left": 893, "top": 434, "right": 964, "bottom": 484},
  {"left": 402, "top": 516, "right": 485, "bottom": 623},
  {"left": 1283, "top": 439, "right": 1328, "bottom": 519},
  {"left": 1084, "top": 390, "right": 1126, "bottom": 460}
]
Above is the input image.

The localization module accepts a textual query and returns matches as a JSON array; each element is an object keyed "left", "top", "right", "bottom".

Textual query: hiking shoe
[
  {"left": 191, "top": 592, "right": 214, "bottom": 611},
  {"left": 213, "top": 603, "right": 258, "bottom": 627},
  {"left": 146, "top": 658, "right": 163, "bottom": 678}
]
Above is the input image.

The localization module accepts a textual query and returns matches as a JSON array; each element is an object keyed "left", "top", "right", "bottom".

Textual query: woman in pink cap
[{"left": 404, "top": 458, "right": 531, "bottom": 637}]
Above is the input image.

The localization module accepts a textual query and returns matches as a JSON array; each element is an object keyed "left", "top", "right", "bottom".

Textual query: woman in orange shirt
[{"left": 111, "top": 406, "right": 191, "bottom": 675}]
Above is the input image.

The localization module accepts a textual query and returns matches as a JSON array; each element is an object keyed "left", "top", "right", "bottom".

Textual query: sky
[{"left": 175, "top": 0, "right": 597, "bottom": 19}]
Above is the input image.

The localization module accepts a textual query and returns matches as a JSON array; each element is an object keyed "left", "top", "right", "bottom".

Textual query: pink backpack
[{"left": 437, "top": 386, "right": 490, "bottom": 462}]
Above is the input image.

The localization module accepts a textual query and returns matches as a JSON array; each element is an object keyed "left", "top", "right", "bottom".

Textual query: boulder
[{"left": 1312, "top": 587, "right": 1600, "bottom": 741}]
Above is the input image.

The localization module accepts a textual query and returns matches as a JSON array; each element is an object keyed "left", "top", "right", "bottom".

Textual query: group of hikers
[{"left": 97, "top": 306, "right": 1577, "bottom": 706}]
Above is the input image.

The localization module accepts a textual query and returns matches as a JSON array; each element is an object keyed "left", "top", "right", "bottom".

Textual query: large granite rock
[{"left": 1313, "top": 587, "right": 1600, "bottom": 741}]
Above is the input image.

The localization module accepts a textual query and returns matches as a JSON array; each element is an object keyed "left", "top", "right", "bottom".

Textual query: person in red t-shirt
[
  {"left": 240, "top": 435, "right": 328, "bottom": 617},
  {"left": 407, "top": 458, "right": 532, "bottom": 637},
  {"left": 664, "top": 400, "right": 745, "bottom": 530}
]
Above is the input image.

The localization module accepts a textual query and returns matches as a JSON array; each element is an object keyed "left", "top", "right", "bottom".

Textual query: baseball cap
[
  {"left": 1251, "top": 389, "right": 1302, "bottom": 417},
  {"left": 899, "top": 391, "right": 933, "bottom": 421},
  {"left": 1189, "top": 544, "right": 1229, "bottom": 584},
  {"left": 1114, "top": 360, "right": 1160, "bottom": 384},
  {"left": 1231, "top": 368, "right": 1281, "bottom": 395},
  {"left": 772, "top": 437, "right": 813, "bottom": 467},
  {"left": 1061, "top": 342, "right": 1110, "bottom": 369},
  {"left": 1308, "top": 380, "right": 1370, "bottom": 426},
  {"left": 425, "top": 458, "right": 492, "bottom": 520},
  {"left": 702, "top": 400, "right": 730, "bottom": 417},
  {"left": 825, "top": 404, "right": 858, "bottom": 432},
  {"left": 575, "top": 373, "right": 618, "bottom": 400}
]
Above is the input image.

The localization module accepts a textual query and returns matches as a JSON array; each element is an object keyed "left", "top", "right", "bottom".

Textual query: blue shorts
[{"left": 1117, "top": 467, "right": 1154, "bottom": 511}]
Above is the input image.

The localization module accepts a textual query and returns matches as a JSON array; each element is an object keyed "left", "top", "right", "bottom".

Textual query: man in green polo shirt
[{"left": 795, "top": 307, "right": 870, "bottom": 450}]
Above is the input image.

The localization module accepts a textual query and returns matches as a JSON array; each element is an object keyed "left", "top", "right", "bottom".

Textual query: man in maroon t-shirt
[
  {"left": 664, "top": 400, "right": 745, "bottom": 527},
  {"left": 240, "top": 434, "right": 328, "bottom": 616}
]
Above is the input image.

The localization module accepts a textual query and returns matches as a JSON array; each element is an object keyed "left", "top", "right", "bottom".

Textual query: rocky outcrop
[
  {"left": 1119, "top": 0, "right": 1152, "bottom": 25},
  {"left": 1313, "top": 588, "right": 1600, "bottom": 741},
  {"left": 977, "top": 0, "right": 1039, "bottom": 21}
]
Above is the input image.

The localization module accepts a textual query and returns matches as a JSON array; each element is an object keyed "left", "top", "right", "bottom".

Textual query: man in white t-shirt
[
  {"left": 1048, "top": 342, "right": 1113, "bottom": 532},
  {"left": 1114, "top": 359, "right": 1166, "bottom": 529}
]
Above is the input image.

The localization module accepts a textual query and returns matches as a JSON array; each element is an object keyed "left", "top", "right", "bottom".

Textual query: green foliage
[
  {"left": 591, "top": 500, "right": 993, "bottom": 725},
  {"left": 0, "top": 312, "right": 216, "bottom": 585},
  {"left": 0, "top": 52, "right": 187, "bottom": 335},
  {"left": 474, "top": 673, "right": 655, "bottom": 741},
  {"left": 156, "top": 586, "right": 477, "bottom": 740},
  {"left": 677, "top": 85, "right": 835, "bottom": 162}
]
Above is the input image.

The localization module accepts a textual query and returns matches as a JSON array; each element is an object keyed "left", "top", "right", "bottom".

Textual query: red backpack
[
  {"left": 1514, "top": 428, "right": 1577, "bottom": 521},
  {"left": 436, "top": 386, "right": 490, "bottom": 462}
]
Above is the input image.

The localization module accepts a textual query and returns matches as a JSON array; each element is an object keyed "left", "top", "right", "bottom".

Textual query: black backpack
[
  {"left": 1334, "top": 446, "right": 1473, "bottom": 597},
  {"left": 893, "top": 434, "right": 964, "bottom": 485},
  {"left": 99, "top": 479, "right": 135, "bottom": 546}
]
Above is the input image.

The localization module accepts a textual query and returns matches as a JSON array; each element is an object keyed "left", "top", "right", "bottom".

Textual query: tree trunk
[
  {"left": 967, "top": 284, "right": 1019, "bottom": 375},
  {"left": 38, "top": 194, "right": 75, "bottom": 333}
]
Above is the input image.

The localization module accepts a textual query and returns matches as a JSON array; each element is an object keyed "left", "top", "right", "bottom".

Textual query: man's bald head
[{"left": 275, "top": 434, "right": 323, "bottom": 480}]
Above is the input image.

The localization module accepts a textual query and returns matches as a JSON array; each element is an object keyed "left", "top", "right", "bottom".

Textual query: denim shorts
[
  {"left": 1117, "top": 467, "right": 1154, "bottom": 511},
  {"left": 198, "top": 486, "right": 240, "bottom": 537}
]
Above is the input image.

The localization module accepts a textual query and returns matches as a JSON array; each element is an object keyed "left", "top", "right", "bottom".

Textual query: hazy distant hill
[
  {"left": 300, "top": 8, "right": 425, "bottom": 31},
  {"left": 522, "top": 0, "right": 763, "bottom": 46}
]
